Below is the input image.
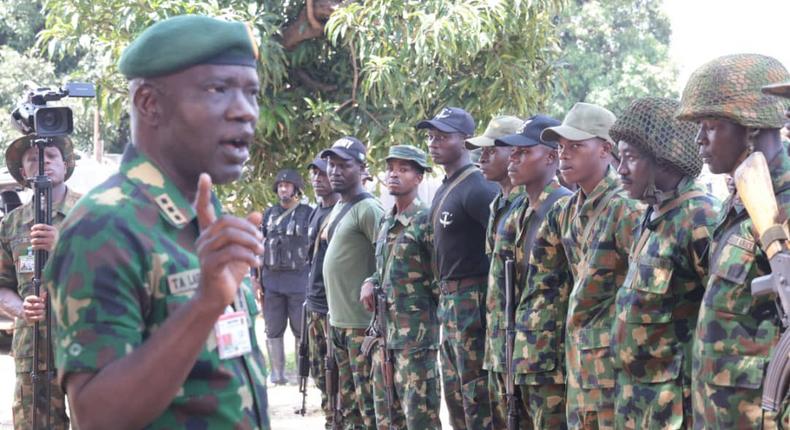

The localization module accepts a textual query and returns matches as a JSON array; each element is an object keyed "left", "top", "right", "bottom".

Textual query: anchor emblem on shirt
[{"left": 439, "top": 211, "right": 453, "bottom": 228}]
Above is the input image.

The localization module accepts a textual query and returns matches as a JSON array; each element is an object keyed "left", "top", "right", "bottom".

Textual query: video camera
[{"left": 10, "top": 82, "right": 95, "bottom": 138}]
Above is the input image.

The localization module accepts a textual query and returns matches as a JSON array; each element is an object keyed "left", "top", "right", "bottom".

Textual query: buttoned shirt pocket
[
  {"left": 623, "top": 258, "right": 674, "bottom": 324},
  {"left": 624, "top": 352, "right": 683, "bottom": 384},
  {"left": 578, "top": 326, "right": 615, "bottom": 389},
  {"left": 391, "top": 294, "right": 435, "bottom": 347},
  {"left": 514, "top": 307, "right": 558, "bottom": 374},
  {"left": 707, "top": 237, "right": 756, "bottom": 315},
  {"left": 701, "top": 355, "right": 765, "bottom": 390}
]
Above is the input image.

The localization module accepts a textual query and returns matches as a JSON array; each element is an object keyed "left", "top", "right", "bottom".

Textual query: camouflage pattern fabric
[
  {"left": 485, "top": 188, "right": 523, "bottom": 256},
  {"left": 676, "top": 53, "right": 790, "bottom": 129},
  {"left": 439, "top": 278, "right": 493, "bottom": 430},
  {"left": 307, "top": 310, "right": 333, "bottom": 429},
  {"left": 612, "top": 179, "right": 720, "bottom": 430},
  {"left": 692, "top": 150, "right": 790, "bottom": 430},
  {"left": 489, "top": 371, "right": 567, "bottom": 430},
  {"left": 44, "top": 145, "right": 269, "bottom": 429},
  {"left": 330, "top": 326, "right": 376, "bottom": 429},
  {"left": 371, "top": 348, "right": 440, "bottom": 430},
  {"left": 0, "top": 189, "right": 80, "bottom": 430},
  {"left": 527, "top": 167, "right": 644, "bottom": 429}
]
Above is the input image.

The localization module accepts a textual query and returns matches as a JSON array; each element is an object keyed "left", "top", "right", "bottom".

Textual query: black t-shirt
[
  {"left": 431, "top": 164, "right": 498, "bottom": 281},
  {"left": 305, "top": 203, "right": 335, "bottom": 314}
]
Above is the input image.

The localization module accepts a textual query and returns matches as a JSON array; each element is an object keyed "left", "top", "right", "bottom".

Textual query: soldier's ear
[{"left": 132, "top": 80, "right": 162, "bottom": 126}]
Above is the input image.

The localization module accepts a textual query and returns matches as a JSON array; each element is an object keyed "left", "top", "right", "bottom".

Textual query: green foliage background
[{"left": 0, "top": 0, "right": 678, "bottom": 213}]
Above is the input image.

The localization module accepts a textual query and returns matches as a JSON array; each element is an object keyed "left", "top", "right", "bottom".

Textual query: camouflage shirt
[
  {"left": 45, "top": 145, "right": 269, "bottom": 429},
  {"left": 528, "top": 167, "right": 643, "bottom": 408},
  {"left": 0, "top": 188, "right": 81, "bottom": 372},
  {"left": 366, "top": 199, "right": 439, "bottom": 349},
  {"left": 485, "top": 188, "right": 524, "bottom": 256},
  {"left": 612, "top": 179, "right": 720, "bottom": 425},
  {"left": 692, "top": 149, "right": 790, "bottom": 428}
]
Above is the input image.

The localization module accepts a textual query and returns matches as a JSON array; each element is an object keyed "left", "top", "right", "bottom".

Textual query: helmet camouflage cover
[
  {"left": 611, "top": 97, "right": 702, "bottom": 177},
  {"left": 676, "top": 53, "right": 790, "bottom": 128}
]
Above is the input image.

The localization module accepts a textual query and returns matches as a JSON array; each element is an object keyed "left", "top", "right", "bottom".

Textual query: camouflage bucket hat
[
  {"left": 5, "top": 135, "right": 77, "bottom": 187},
  {"left": 676, "top": 53, "right": 790, "bottom": 128},
  {"left": 386, "top": 144, "right": 432, "bottom": 172},
  {"left": 611, "top": 97, "right": 702, "bottom": 177}
]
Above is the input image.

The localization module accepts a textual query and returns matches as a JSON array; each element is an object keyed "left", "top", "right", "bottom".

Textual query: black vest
[{"left": 262, "top": 203, "right": 312, "bottom": 272}]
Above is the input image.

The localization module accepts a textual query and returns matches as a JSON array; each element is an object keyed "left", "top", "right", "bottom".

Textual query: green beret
[{"left": 119, "top": 15, "right": 258, "bottom": 79}]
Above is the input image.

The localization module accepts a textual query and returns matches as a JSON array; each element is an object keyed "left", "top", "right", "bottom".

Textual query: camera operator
[{"left": 0, "top": 135, "right": 81, "bottom": 430}]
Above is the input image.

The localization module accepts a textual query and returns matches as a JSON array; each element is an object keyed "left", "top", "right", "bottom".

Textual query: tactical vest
[{"left": 262, "top": 203, "right": 312, "bottom": 272}]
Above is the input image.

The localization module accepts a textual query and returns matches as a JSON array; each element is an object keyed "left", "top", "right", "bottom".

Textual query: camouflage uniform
[
  {"left": 307, "top": 310, "right": 333, "bottom": 429},
  {"left": 488, "top": 180, "right": 571, "bottom": 429},
  {"left": 674, "top": 54, "right": 790, "bottom": 430},
  {"left": 366, "top": 199, "right": 441, "bottom": 430},
  {"left": 528, "top": 167, "right": 643, "bottom": 429},
  {"left": 44, "top": 145, "right": 270, "bottom": 429},
  {"left": 0, "top": 189, "right": 80, "bottom": 430}
]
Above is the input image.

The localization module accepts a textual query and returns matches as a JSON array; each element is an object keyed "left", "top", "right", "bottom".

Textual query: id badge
[
  {"left": 215, "top": 311, "right": 252, "bottom": 360},
  {"left": 18, "top": 254, "right": 34, "bottom": 274}
]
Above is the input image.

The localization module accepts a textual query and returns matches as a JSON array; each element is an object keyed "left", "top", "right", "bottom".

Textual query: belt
[{"left": 440, "top": 276, "right": 486, "bottom": 295}]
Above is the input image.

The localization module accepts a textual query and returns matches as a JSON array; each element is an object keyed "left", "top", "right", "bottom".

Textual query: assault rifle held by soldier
[
  {"left": 376, "top": 285, "right": 396, "bottom": 428},
  {"left": 296, "top": 302, "right": 310, "bottom": 416},
  {"left": 736, "top": 152, "right": 790, "bottom": 412},
  {"left": 325, "top": 315, "right": 341, "bottom": 429},
  {"left": 504, "top": 258, "right": 519, "bottom": 430}
]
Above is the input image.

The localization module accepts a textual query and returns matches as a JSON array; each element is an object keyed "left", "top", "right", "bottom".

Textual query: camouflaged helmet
[
  {"left": 676, "top": 54, "right": 790, "bottom": 128},
  {"left": 272, "top": 168, "right": 304, "bottom": 193},
  {"left": 611, "top": 97, "right": 702, "bottom": 177},
  {"left": 5, "top": 135, "right": 78, "bottom": 187}
]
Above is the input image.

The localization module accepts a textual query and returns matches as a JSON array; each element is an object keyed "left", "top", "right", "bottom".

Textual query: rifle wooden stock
[
  {"left": 324, "top": 316, "right": 341, "bottom": 429},
  {"left": 504, "top": 258, "right": 519, "bottom": 430},
  {"left": 375, "top": 285, "right": 396, "bottom": 429}
]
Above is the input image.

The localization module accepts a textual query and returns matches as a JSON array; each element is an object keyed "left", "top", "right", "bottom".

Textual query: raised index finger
[{"left": 195, "top": 173, "right": 217, "bottom": 231}]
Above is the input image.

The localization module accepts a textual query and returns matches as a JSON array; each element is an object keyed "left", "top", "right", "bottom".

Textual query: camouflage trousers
[
  {"left": 565, "top": 335, "right": 615, "bottom": 430},
  {"left": 489, "top": 371, "right": 567, "bottom": 429},
  {"left": 371, "top": 347, "right": 441, "bottom": 430},
  {"left": 438, "top": 280, "right": 493, "bottom": 430},
  {"left": 330, "top": 326, "right": 377, "bottom": 429},
  {"left": 12, "top": 369, "right": 69, "bottom": 430},
  {"left": 615, "top": 367, "right": 691, "bottom": 430},
  {"left": 308, "top": 310, "right": 333, "bottom": 429}
]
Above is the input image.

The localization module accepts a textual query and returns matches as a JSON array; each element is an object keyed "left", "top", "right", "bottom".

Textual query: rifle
[
  {"left": 296, "top": 302, "right": 310, "bottom": 416},
  {"left": 30, "top": 138, "right": 53, "bottom": 430},
  {"left": 375, "top": 285, "right": 396, "bottom": 429},
  {"left": 324, "top": 315, "right": 341, "bottom": 429},
  {"left": 733, "top": 152, "right": 790, "bottom": 412},
  {"left": 504, "top": 258, "right": 519, "bottom": 430}
]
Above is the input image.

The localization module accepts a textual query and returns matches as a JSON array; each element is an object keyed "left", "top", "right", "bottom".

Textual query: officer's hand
[
  {"left": 360, "top": 281, "right": 375, "bottom": 312},
  {"left": 30, "top": 224, "right": 59, "bottom": 252},
  {"left": 21, "top": 291, "right": 46, "bottom": 324},
  {"left": 195, "top": 174, "right": 263, "bottom": 314}
]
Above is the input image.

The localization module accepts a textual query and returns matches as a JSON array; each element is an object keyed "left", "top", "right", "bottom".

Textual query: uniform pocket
[
  {"left": 701, "top": 355, "right": 765, "bottom": 389},
  {"left": 578, "top": 326, "right": 614, "bottom": 389},
  {"left": 708, "top": 239, "right": 756, "bottom": 315},
  {"left": 625, "top": 353, "right": 683, "bottom": 384},
  {"left": 623, "top": 260, "right": 673, "bottom": 324}
]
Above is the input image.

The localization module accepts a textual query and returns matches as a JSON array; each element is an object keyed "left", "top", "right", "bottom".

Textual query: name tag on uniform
[
  {"left": 215, "top": 311, "right": 252, "bottom": 360},
  {"left": 167, "top": 269, "right": 200, "bottom": 295}
]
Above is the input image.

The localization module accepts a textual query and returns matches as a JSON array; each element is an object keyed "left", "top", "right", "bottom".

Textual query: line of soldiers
[{"left": 296, "top": 53, "right": 790, "bottom": 430}]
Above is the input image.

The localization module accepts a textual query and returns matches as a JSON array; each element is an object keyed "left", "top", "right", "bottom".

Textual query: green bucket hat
[
  {"left": 385, "top": 145, "right": 432, "bottom": 172},
  {"left": 676, "top": 54, "right": 790, "bottom": 128},
  {"left": 465, "top": 115, "right": 523, "bottom": 149},
  {"left": 610, "top": 97, "right": 702, "bottom": 178},
  {"left": 5, "top": 135, "right": 77, "bottom": 187}
]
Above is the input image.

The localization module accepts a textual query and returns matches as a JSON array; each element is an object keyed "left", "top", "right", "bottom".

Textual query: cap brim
[
  {"left": 464, "top": 135, "right": 495, "bottom": 149},
  {"left": 307, "top": 159, "right": 327, "bottom": 172},
  {"left": 540, "top": 125, "right": 596, "bottom": 143},
  {"left": 416, "top": 119, "right": 460, "bottom": 133},
  {"left": 762, "top": 82, "right": 790, "bottom": 98},
  {"left": 319, "top": 148, "right": 353, "bottom": 160},
  {"left": 494, "top": 134, "right": 540, "bottom": 147},
  {"left": 384, "top": 156, "right": 433, "bottom": 173}
]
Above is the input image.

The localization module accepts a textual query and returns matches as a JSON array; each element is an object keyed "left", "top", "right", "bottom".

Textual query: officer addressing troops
[
  {"left": 0, "top": 135, "right": 81, "bottom": 430},
  {"left": 304, "top": 155, "right": 341, "bottom": 428},
  {"left": 674, "top": 53, "right": 790, "bottom": 429},
  {"left": 418, "top": 106, "right": 498, "bottom": 429},
  {"left": 359, "top": 145, "right": 441, "bottom": 430},
  {"left": 259, "top": 168, "right": 312, "bottom": 385},
  {"left": 44, "top": 15, "right": 270, "bottom": 429},
  {"left": 529, "top": 102, "right": 644, "bottom": 429},
  {"left": 320, "top": 136, "right": 383, "bottom": 428},
  {"left": 495, "top": 115, "right": 572, "bottom": 429},
  {"left": 609, "top": 97, "right": 721, "bottom": 429}
]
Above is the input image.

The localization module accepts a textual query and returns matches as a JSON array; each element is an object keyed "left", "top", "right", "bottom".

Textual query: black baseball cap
[
  {"left": 319, "top": 136, "right": 367, "bottom": 164},
  {"left": 416, "top": 107, "right": 476, "bottom": 136},
  {"left": 307, "top": 156, "right": 327, "bottom": 173},
  {"left": 495, "top": 115, "right": 562, "bottom": 149}
]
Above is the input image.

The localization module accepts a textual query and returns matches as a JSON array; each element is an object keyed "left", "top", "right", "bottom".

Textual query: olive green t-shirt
[{"left": 323, "top": 197, "right": 383, "bottom": 328}]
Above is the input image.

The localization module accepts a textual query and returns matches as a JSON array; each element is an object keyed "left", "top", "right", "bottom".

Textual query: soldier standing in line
[
  {"left": 492, "top": 115, "right": 572, "bottom": 429},
  {"left": 359, "top": 145, "right": 441, "bottom": 429},
  {"left": 321, "top": 137, "right": 383, "bottom": 429},
  {"left": 260, "top": 169, "right": 312, "bottom": 385},
  {"left": 417, "top": 107, "right": 498, "bottom": 429},
  {"left": 304, "top": 155, "right": 341, "bottom": 428},
  {"left": 44, "top": 15, "right": 270, "bottom": 428},
  {"left": 674, "top": 54, "right": 790, "bottom": 430},
  {"left": 530, "top": 102, "right": 644, "bottom": 429},
  {"left": 0, "top": 136, "right": 80, "bottom": 430},
  {"left": 609, "top": 97, "right": 721, "bottom": 429}
]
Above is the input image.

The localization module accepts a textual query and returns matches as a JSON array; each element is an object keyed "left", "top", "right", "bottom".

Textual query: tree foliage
[{"left": 548, "top": 0, "right": 677, "bottom": 116}]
